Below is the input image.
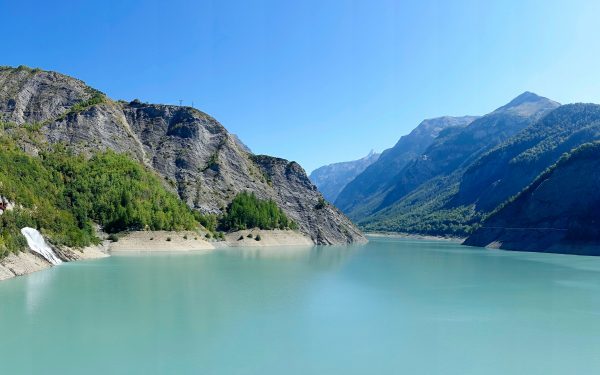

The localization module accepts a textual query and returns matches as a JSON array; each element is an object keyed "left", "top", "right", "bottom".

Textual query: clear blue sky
[{"left": 2, "top": 0, "right": 600, "bottom": 172}]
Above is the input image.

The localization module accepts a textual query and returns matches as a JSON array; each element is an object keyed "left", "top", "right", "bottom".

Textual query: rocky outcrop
[
  {"left": 0, "top": 245, "right": 108, "bottom": 281},
  {"left": 253, "top": 156, "right": 366, "bottom": 244},
  {"left": 0, "top": 66, "right": 365, "bottom": 245},
  {"left": 464, "top": 142, "right": 600, "bottom": 255},
  {"left": 0, "top": 252, "right": 51, "bottom": 280}
]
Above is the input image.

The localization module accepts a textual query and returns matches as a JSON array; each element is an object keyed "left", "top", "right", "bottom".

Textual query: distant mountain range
[
  {"left": 309, "top": 150, "right": 380, "bottom": 202},
  {"left": 334, "top": 115, "right": 479, "bottom": 219},
  {"left": 313, "top": 91, "right": 600, "bottom": 255}
]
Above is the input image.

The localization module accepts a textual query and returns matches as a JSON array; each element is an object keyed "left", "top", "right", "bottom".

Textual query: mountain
[
  {"left": 309, "top": 150, "right": 380, "bottom": 202},
  {"left": 453, "top": 103, "right": 600, "bottom": 212},
  {"left": 358, "top": 92, "right": 561, "bottom": 236},
  {"left": 464, "top": 142, "right": 600, "bottom": 255},
  {"left": 0, "top": 65, "right": 366, "bottom": 245},
  {"left": 375, "top": 92, "right": 560, "bottom": 210},
  {"left": 335, "top": 116, "right": 478, "bottom": 219}
]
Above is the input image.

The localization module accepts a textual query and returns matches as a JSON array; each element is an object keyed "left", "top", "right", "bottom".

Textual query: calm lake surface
[{"left": 1, "top": 237, "right": 600, "bottom": 374}]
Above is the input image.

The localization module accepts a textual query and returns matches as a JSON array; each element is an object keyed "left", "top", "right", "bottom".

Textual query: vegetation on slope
[
  {"left": 359, "top": 102, "right": 600, "bottom": 238},
  {"left": 464, "top": 142, "right": 600, "bottom": 251},
  {"left": 219, "top": 191, "right": 297, "bottom": 231},
  {"left": 0, "top": 137, "right": 199, "bottom": 257}
]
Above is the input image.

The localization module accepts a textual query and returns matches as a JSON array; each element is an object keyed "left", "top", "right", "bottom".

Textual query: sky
[{"left": 2, "top": 0, "right": 600, "bottom": 173}]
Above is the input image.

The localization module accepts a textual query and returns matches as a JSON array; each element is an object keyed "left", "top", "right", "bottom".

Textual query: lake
[{"left": 1, "top": 236, "right": 600, "bottom": 374}]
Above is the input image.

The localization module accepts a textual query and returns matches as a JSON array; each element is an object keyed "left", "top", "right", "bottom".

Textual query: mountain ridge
[
  {"left": 0, "top": 65, "right": 366, "bottom": 245},
  {"left": 309, "top": 150, "right": 380, "bottom": 202},
  {"left": 335, "top": 115, "right": 478, "bottom": 219}
]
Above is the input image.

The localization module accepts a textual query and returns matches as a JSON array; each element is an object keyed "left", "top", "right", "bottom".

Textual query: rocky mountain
[
  {"left": 335, "top": 116, "right": 478, "bottom": 219},
  {"left": 464, "top": 142, "right": 600, "bottom": 255},
  {"left": 309, "top": 150, "right": 380, "bottom": 202},
  {"left": 0, "top": 66, "right": 365, "bottom": 245},
  {"left": 453, "top": 103, "right": 600, "bottom": 212},
  {"left": 375, "top": 93, "right": 560, "bottom": 211},
  {"left": 356, "top": 92, "right": 562, "bottom": 236}
]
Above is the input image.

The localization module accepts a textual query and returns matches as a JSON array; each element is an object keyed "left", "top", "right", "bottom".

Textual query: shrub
[
  {"left": 315, "top": 197, "right": 327, "bottom": 210},
  {"left": 220, "top": 192, "right": 295, "bottom": 231}
]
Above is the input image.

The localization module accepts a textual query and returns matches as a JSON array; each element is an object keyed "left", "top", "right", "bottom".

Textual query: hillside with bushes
[{"left": 0, "top": 66, "right": 365, "bottom": 246}]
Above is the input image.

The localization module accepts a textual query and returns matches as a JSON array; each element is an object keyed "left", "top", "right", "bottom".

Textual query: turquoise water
[{"left": 1, "top": 237, "right": 600, "bottom": 374}]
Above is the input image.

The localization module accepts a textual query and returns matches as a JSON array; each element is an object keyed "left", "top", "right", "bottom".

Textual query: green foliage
[
  {"left": 220, "top": 192, "right": 296, "bottom": 231},
  {"left": 359, "top": 174, "right": 481, "bottom": 237},
  {"left": 57, "top": 88, "right": 107, "bottom": 120},
  {"left": 195, "top": 213, "right": 218, "bottom": 233},
  {"left": 201, "top": 153, "right": 219, "bottom": 172},
  {"left": 315, "top": 197, "right": 327, "bottom": 210},
  {"left": 42, "top": 147, "right": 198, "bottom": 233},
  {"left": 0, "top": 138, "right": 198, "bottom": 257}
]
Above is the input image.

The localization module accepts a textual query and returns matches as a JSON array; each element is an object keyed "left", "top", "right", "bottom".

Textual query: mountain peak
[{"left": 495, "top": 92, "right": 560, "bottom": 114}]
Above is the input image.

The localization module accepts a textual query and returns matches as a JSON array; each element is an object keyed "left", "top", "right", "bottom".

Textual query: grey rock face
[
  {"left": 0, "top": 66, "right": 90, "bottom": 124},
  {"left": 254, "top": 156, "right": 366, "bottom": 244},
  {"left": 310, "top": 150, "right": 380, "bottom": 203},
  {"left": 0, "top": 66, "right": 365, "bottom": 245}
]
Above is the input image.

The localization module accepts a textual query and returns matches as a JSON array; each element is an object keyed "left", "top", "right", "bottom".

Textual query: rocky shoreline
[
  {"left": 0, "top": 229, "right": 318, "bottom": 281},
  {"left": 0, "top": 244, "right": 109, "bottom": 281}
]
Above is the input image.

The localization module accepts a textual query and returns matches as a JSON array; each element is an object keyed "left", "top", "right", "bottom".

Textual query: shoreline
[
  {"left": 365, "top": 231, "right": 466, "bottom": 243},
  {"left": 0, "top": 228, "right": 314, "bottom": 281},
  {"left": 0, "top": 243, "right": 109, "bottom": 281}
]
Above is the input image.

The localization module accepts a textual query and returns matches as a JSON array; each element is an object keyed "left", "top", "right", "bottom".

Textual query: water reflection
[
  {"left": 220, "top": 244, "right": 360, "bottom": 270},
  {"left": 25, "top": 266, "right": 57, "bottom": 314}
]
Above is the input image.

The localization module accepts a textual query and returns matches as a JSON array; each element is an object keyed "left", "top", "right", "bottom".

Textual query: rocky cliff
[{"left": 0, "top": 66, "right": 365, "bottom": 245}]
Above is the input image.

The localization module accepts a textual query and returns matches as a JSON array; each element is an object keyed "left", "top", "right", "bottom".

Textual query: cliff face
[
  {"left": 0, "top": 66, "right": 366, "bottom": 245},
  {"left": 464, "top": 143, "right": 600, "bottom": 255}
]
